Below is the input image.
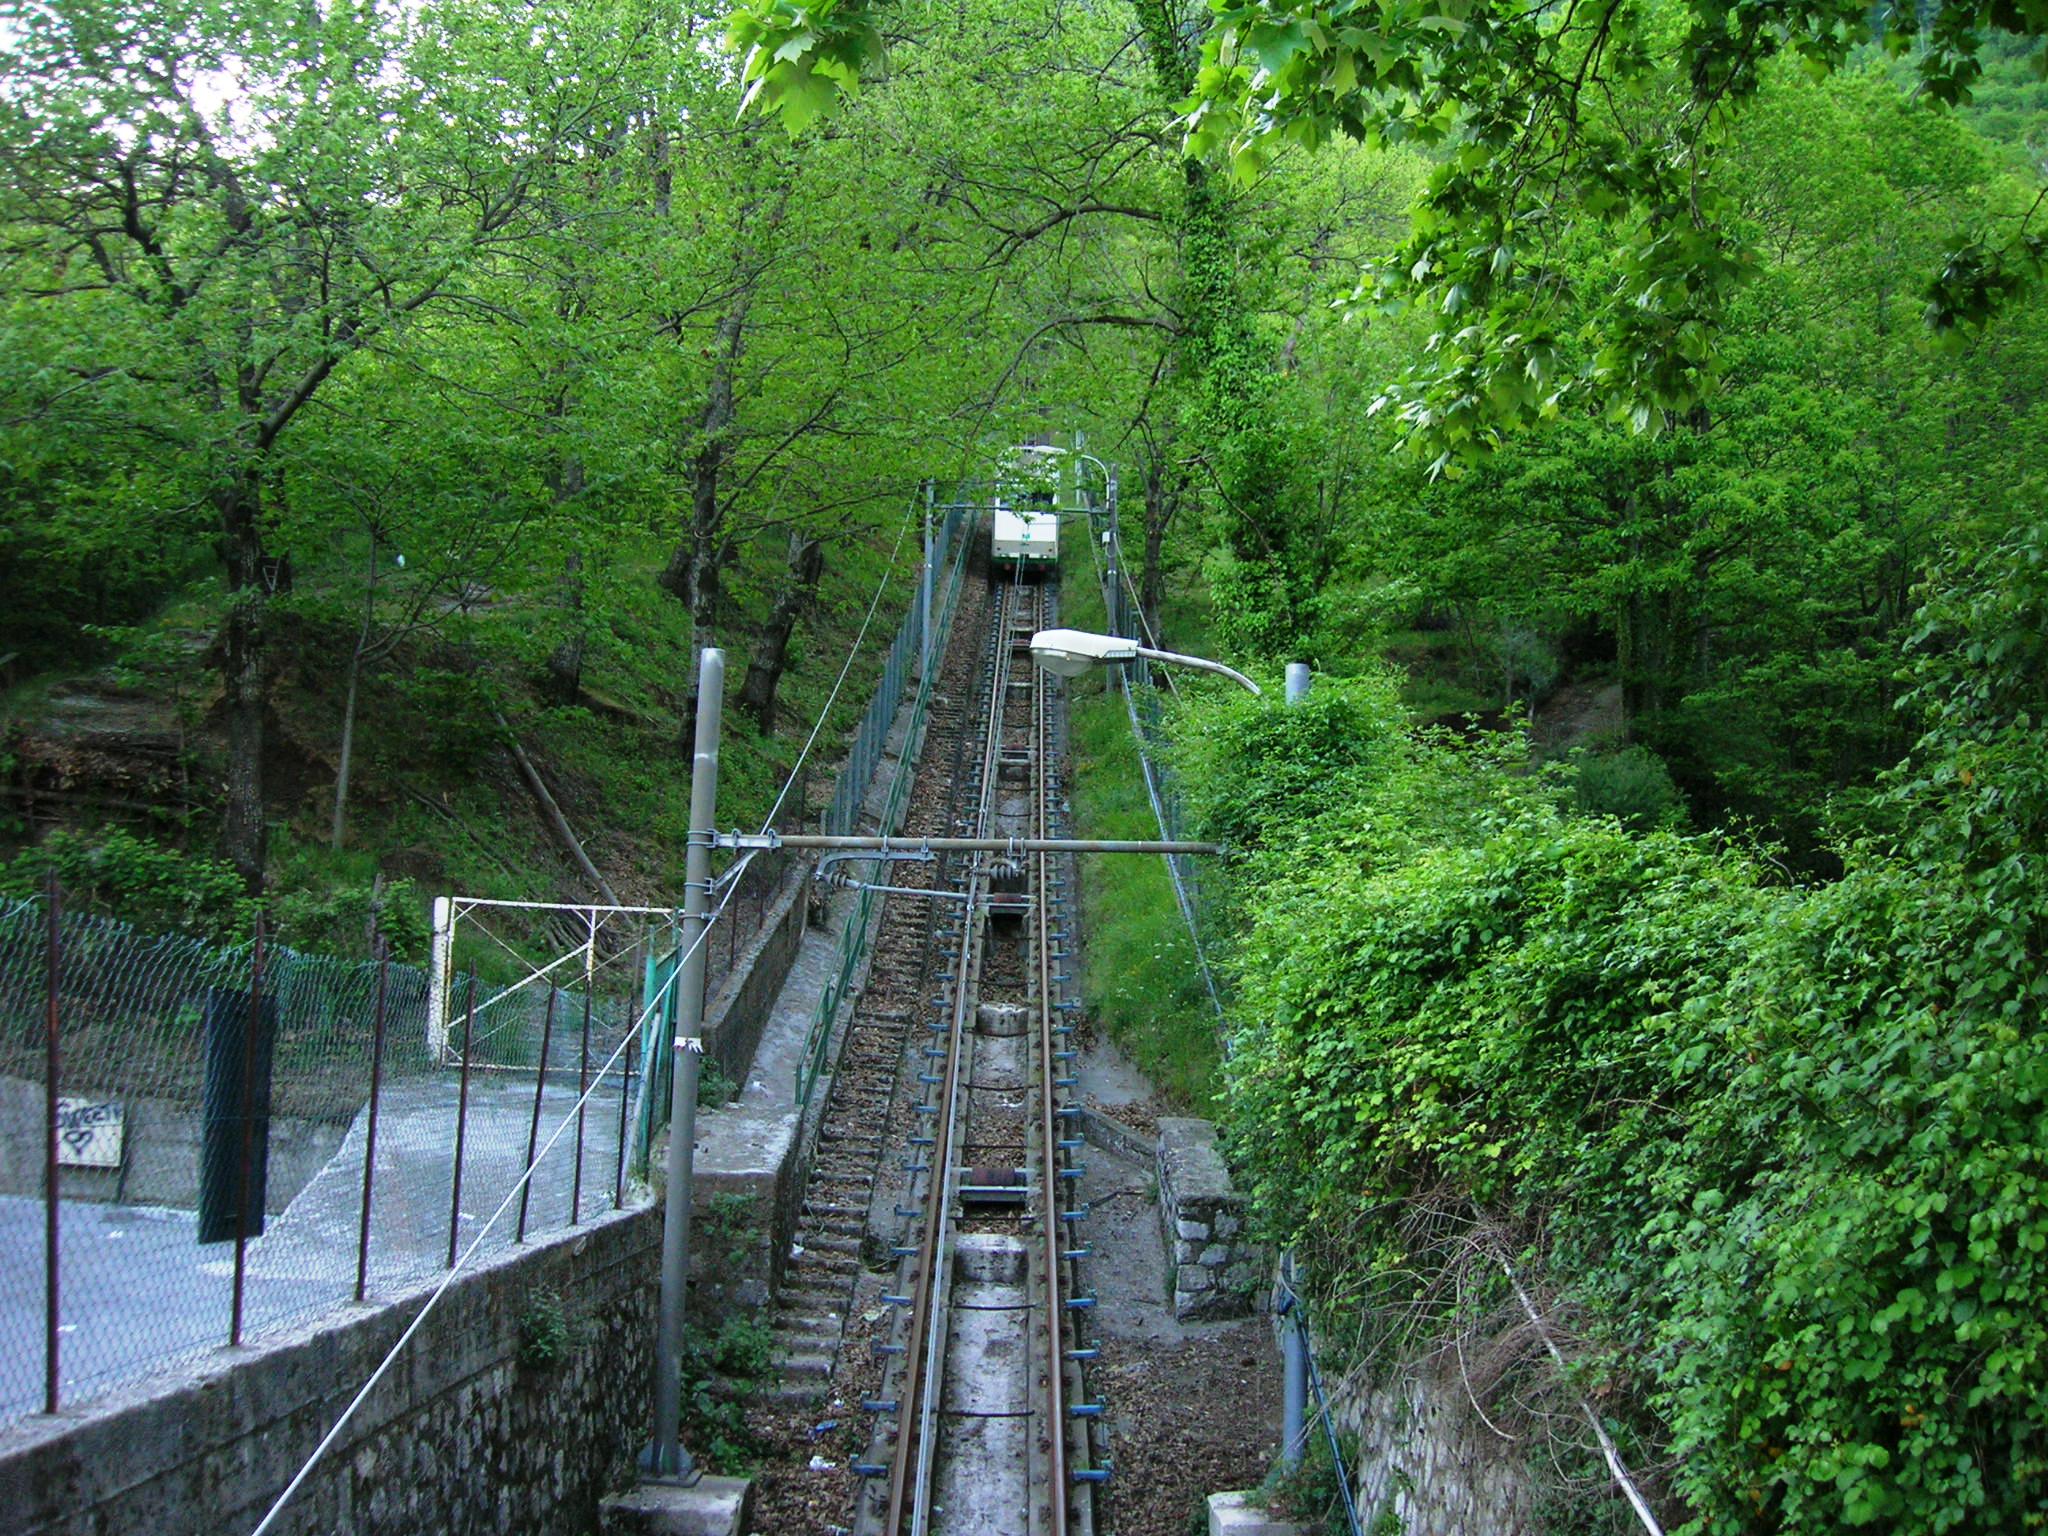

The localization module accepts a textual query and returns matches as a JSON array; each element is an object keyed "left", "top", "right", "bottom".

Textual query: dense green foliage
[
  {"left": 1178, "top": 520, "right": 2048, "bottom": 1532},
  {"left": 6, "top": 0, "right": 2047, "bottom": 1523}
]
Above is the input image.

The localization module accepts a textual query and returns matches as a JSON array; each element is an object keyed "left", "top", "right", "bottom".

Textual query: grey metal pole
[
  {"left": 1281, "top": 1251, "right": 1308, "bottom": 1467},
  {"left": 647, "top": 646, "right": 723, "bottom": 1482},
  {"left": 1281, "top": 660, "right": 1310, "bottom": 1467}
]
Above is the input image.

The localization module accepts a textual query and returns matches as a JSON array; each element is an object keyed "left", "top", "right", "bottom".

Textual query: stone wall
[
  {"left": 0, "top": 1202, "right": 663, "bottom": 1536},
  {"left": 1156, "top": 1117, "right": 1265, "bottom": 1321},
  {"left": 1337, "top": 1363, "right": 1538, "bottom": 1536}
]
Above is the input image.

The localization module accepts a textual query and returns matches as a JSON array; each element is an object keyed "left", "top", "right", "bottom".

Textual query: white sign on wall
[{"left": 55, "top": 1098, "right": 125, "bottom": 1169}]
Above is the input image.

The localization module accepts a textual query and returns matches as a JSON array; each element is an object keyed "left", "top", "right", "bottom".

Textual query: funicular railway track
[
  {"left": 851, "top": 574, "right": 1098, "bottom": 1536},
  {"left": 767, "top": 531, "right": 1100, "bottom": 1535}
]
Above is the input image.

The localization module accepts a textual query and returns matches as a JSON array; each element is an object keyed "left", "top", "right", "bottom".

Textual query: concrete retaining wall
[
  {"left": 1156, "top": 1117, "right": 1266, "bottom": 1321},
  {"left": 0, "top": 1073, "right": 347, "bottom": 1213},
  {"left": 0, "top": 1202, "right": 662, "bottom": 1536},
  {"left": 703, "top": 871, "right": 806, "bottom": 1096}
]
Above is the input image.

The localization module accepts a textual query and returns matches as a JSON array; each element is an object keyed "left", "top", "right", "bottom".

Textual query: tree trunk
[
  {"left": 331, "top": 530, "right": 380, "bottom": 849},
  {"left": 219, "top": 468, "right": 270, "bottom": 894},
  {"left": 738, "top": 533, "right": 825, "bottom": 733},
  {"left": 661, "top": 296, "right": 749, "bottom": 753},
  {"left": 544, "top": 549, "right": 587, "bottom": 705},
  {"left": 330, "top": 650, "right": 361, "bottom": 849},
  {"left": 494, "top": 708, "right": 621, "bottom": 905}
]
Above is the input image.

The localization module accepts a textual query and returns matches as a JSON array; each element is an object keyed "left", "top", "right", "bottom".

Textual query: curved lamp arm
[{"left": 1134, "top": 644, "right": 1261, "bottom": 696}]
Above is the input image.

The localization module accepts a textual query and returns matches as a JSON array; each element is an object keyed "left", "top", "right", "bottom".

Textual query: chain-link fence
[
  {"left": 0, "top": 498, "right": 970, "bottom": 1427},
  {"left": 0, "top": 892, "right": 644, "bottom": 1426},
  {"left": 1091, "top": 523, "right": 1233, "bottom": 1027},
  {"left": 794, "top": 500, "right": 972, "bottom": 1107}
]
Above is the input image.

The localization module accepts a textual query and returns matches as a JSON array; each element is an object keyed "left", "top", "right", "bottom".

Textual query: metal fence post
[
  {"left": 230, "top": 911, "right": 265, "bottom": 1348},
  {"left": 42, "top": 873, "right": 61, "bottom": 1415},
  {"left": 573, "top": 973, "right": 592, "bottom": 1226},
  {"left": 447, "top": 969, "right": 476, "bottom": 1268},
  {"left": 355, "top": 936, "right": 391, "bottom": 1303},
  {"left": 615, "top": 1031, "right": 634, "bottom": 1209},
  {"left": 518, "top": 984, "right": 557, "bottom": 1243}
]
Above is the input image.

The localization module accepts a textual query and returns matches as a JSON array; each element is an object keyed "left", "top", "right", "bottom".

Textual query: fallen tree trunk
[{"left": 492, "top": 708, "right": 621, "bottom": 906}]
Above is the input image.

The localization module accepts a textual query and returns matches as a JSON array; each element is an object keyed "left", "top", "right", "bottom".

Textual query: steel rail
[{"left": 1032, "top": 610, "right": 1072, "bottom": 1536}]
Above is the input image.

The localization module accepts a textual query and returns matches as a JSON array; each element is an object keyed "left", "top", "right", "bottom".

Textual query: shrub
[{"left": 1569, "top": 744, "right": 1686, "bottom": 831}]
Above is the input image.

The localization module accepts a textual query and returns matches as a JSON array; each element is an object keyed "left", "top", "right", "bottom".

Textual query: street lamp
[{"left": 1028, "top": 628, "right": 1262, "bottom": 696}]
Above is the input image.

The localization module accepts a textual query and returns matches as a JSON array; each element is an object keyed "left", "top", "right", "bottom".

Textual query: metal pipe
[
  {"left": 1281, "top": 1255, "right": 1308, "bottom": 1467},
  {"left": 42, "top": 874, "right": 60, "bottom": 1414},
  {"left": 447, "top": 970, "right": 476, "bottom": 1269},
  {"left": 648, "top": 646, "right": 723, "bottom": 1482},
  {"left": 518, "top": 984, "right": 557, "bottom": 1243},
  {"left": 1134, "top": 643, "right": 1261, "bottom": 696},
  {"left": 355, "top": 938, "right": 391, "bottom": 1303},
  {"left": 718, "top": 832, "right": 1220, "bottom": 855},
  {"left": 230, "top": 911, "right": 265, "bottom": 1347}
]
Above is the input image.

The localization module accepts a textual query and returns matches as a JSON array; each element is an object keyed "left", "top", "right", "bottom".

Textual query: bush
[
  {"left": 1204, "top": 527, "right": 2048, "bottom": 1534},
  {"left": 1569, "top": 744, "right": 1685, "bottom": 831},
  {"left": 270, "top": 878, "right": 431, "bottom": 963},
  {"left": 0, "top": 828, "right": 251, "bottom": 941}
]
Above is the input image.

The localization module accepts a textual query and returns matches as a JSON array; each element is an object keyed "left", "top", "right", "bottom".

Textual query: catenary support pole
[
  {"left": 646, "top": 646, "right": 723, "bottom": 1481},
  {"left": 1281, "top": 660, "right": 1310, "bottom": 1465},
  {"left": 42, "top": 873, "right": 60, "bottom": 1414},
  {"left": 922, "top": 481, "right": 935, "bottom": 682}
]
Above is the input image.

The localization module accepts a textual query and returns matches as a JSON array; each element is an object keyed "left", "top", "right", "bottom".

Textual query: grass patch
[
  {"left": 1066, "top": 666, "right": 1223, "bottom": 1115},
  {"left": 1058, "top": 513, "right": 1226, "bottom": 1111}
]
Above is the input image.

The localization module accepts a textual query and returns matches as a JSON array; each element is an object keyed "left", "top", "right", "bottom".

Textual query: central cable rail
[{"left": 858, "top": 575, "right": 1098, "bottom": 1536}]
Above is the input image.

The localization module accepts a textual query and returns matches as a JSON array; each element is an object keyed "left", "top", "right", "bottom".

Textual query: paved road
[{"left": 1, "top": 1072, "right": 629, "bottom": 1421}]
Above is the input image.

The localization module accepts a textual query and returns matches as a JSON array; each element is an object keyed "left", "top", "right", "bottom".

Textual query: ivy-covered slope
[{"left": 1187, "top": 522, "right": 2048, "bottom": 1534}]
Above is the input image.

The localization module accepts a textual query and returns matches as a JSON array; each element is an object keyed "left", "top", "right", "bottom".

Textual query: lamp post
[
  {"left": 1027, "top": 631, "right": 1311, "bottom": 1466},
  {"left": 1028, "top": 628, "right": 1262, "bottom": 696}
]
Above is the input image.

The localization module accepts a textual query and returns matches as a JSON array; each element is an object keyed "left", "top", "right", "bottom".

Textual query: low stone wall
[
  {"left": 1338, "top": 1364, "right": 1538, "bottom": 1536},
  {"left": 1156, "top": 1117, "right": 1265, "bottom": 1321},
  {"left": 0, "top": 1073, "right": 347, "bottom": 1212},
  {"left": 0, "top": 1202, "right": 662, "bottom": 1536}
]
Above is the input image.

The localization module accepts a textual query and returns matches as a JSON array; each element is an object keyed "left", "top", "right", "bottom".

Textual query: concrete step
[
  {"left": 771, "top": 1313, "right": 845, "bottom": 1338},
  {"left": 762, "top": 1355, "right": 835, "bottom": 1402},
  {"left": 776, "top": 1285, "right": 852, "bottom": 1311},
  {"left": 804, "top": 1217, "right": 865, "bottom": 1239}
]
